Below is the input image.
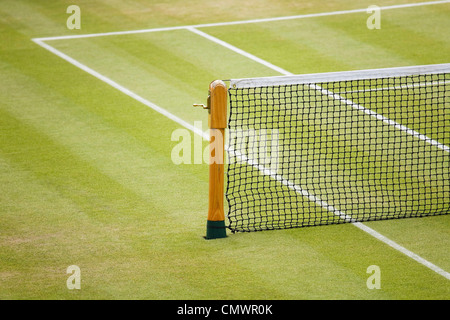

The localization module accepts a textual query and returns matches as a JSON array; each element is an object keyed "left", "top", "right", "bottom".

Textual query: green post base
[{"left": 205, "top": 220, "right": 227, "bottom": 240}]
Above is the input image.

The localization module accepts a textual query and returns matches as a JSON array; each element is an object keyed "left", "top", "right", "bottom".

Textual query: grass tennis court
[{"left": 1, "top": 0, "right": 449, "bottom": 300}]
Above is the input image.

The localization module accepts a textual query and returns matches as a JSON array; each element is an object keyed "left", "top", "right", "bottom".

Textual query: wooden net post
[{"left": 205, "top": 80, "right": 227, "bottom": 239}]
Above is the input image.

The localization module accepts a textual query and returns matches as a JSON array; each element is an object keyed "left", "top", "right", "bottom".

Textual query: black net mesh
[{"left": 226, "top": 73, "right": 450, "bottom": 232}]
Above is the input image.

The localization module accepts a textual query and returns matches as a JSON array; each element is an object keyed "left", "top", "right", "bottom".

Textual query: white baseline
[{"left": 33, "top": 0, "right": 450, "bottom": 41}]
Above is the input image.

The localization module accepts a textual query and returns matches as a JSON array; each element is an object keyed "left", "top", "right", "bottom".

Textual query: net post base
[{"left": 205, "top": 220, "right": 227, "bottom": 240}]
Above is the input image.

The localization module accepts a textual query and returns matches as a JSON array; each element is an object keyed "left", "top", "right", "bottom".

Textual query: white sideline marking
[
  {"left": 356, "top": 223, "right": 450, "bottom": 280},
  {"left": 228, "top": 147, "right": 450, "bottom": 280},
  {"left": 31, "top": 3, "right": 450, "bottom": 279},
  {"left": 186, "top": 27, "right": 292, "bottom": 76},
  {"left": 32, "top": 38, "right": 208, "bottom": 141},
  {"left": 227, "top": 146, "right": 356, "bottom": 223},
  {"left": 33, "top": 0, "right": 450, "bottom": 41},
  {"left": 186, "top": 30, "right": 450, "bottom": 279}
]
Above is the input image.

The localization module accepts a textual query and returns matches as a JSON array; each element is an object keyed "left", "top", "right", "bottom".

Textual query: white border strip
[
  {"left": 33, "top": 0, "right": 450, "bottom": 42},
  {"left": 230, "top": 64, "right": 450, "bottom": 88},
  {"left": 340, "top": 80, "right": 450, "bottom": 93}
]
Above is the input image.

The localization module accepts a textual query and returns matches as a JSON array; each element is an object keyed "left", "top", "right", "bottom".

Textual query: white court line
[
  {"left": 33, "top": 0, "right": 450, "bottom": 41},
  {"left": 31, "top": 3, "right": 450, "bottom": 279},
  {"left": 186, "top": 29, "right": 450, "bottom": 279},
  {"left": 311, "top": 83, "right": 450, "bottom": 153},
  {"left": 32, "top": 38, "right": 208, "bottom": 141},
  {"left": 189, "top": 28, "right": 450, "bottom": 153},
  {"left": 229, "top": 146, "right": 450, "bottom": 280},
  {"left": 227, "top": 147, "right": 356, "bottom": 224}
]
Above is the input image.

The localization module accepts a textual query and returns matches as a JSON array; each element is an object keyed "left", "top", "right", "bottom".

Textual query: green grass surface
[{"left": 0, "top": 0, "right": 449, "bottom": 299}]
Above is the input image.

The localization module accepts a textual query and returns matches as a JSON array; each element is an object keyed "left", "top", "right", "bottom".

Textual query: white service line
[
  {"left": 186, "top": 28, "right": 450, "bottom": 280},
  {"left": 33, "top": 0, "right": 450, "bottom": 41}
]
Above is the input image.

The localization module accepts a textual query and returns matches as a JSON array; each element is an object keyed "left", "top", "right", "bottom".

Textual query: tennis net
[{"left": 225, "top": 63, "right": 450, "bottom": 233}]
